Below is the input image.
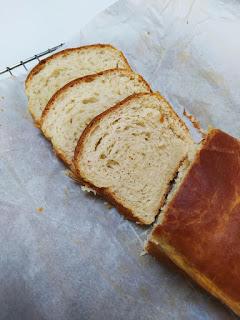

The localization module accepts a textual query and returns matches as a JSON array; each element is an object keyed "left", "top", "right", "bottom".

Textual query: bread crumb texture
[{"left": 81, "top": 185, "right": 97, "bottom": 195}]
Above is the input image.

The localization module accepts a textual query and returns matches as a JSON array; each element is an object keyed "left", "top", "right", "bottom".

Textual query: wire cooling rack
[{"left": 0, "top": 43, "right": 64, "bottom": 76}]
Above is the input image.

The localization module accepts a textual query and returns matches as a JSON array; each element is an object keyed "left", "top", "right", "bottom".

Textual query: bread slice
[
  {"left": 41, "top": 69, "right": 151, "bottom": 166},
  {"left": 25, "top": 44, "right": 131, "bottom": 124},
  {"left": 74, "top": 92, "right": 193, "bottom": 225},
  {"left": 146, "top": 129, "right": 240, "bottom": 316}
]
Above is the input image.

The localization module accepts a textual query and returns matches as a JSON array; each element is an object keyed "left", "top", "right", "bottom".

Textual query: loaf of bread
[
  {"left": 146, "top": 129, "right": 240, "bottom": 316},
  {"left": 41, "top": 69, "right": 151, "bottom": 166},
  {"left": 73, "top": 92, "right": 193, "bottom": 224},
  {"left": 25, "top": 44, "right": 131, "bottom": 124},
  {"left": 25, "top": 42, "right": 240, "bottom": 314}
]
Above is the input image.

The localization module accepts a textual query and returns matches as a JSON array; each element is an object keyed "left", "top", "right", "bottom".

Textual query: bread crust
[
  {"left": 147, "top": 129, "right": 240, "bottom": 316},
  {"left": 73, "top": 92, "right": 191, "bottom": 225},
  {"left": 25, "top": 44, "right": 132, "bottom": 89},
  {"left": 183, "top": 109, "right": 206, "bottom": 136}
]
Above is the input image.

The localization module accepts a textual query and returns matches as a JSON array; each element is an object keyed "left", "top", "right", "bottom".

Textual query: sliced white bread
[
  {"left": 25, "top": 44, "right": 131, "bottom": 124},
  {"left": 73, "top": 92, "right": 193, "bottom": 225},
  {"left": 41, "top": 69, "right": 151, "bottom": 166}
]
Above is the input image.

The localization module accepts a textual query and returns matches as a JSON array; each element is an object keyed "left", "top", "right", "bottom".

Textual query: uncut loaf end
[{"left": 146, "top": 129, "right": 240, "bottom": 316}]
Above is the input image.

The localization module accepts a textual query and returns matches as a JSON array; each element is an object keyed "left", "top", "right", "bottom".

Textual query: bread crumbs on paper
[
  {"left": 81, "top": 185, "right": 96, "bottom": 195},
  {"left": 104, "top": 201, "right": 113, "bottom": 209},
  {"left": 36, "top": 207, "right": 44, "bottom": 213},
  {"left": 140, "top": 250, "right": 147, "bottom": 256}
]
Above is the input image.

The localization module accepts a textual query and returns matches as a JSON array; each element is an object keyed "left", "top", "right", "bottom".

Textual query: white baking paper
[{"left": 0, "top": 0, "right": 239, "bottom": 319}]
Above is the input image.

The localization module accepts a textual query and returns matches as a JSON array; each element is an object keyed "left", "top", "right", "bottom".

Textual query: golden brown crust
[
  {"left": 53, "top": 146, "right": 72, "bottom": 167},
  {"left": 31, "top": 112, "right": 41, "bottom": 128},
  {"left": 146, "top": 237, "right": 240, "bottom": 318},
  {"left": 147, "top": 129, "right": 240, "bottom": 316},
  {"left": 38, "top": 127, "right": 72, "bottom": 167},
  {"left": 183, "top": 109, "right": 201, "bottom": 130},
  {"left": 147, "top": 237, "right": 240, "bottom": 316},
  {"left": 146, "top": 237, "right": 194, "bottom": 274},
  {"left": 73, "top": 92, "right": 190, "bottom": 225},
  {"left": 40, "top": 68, "right": 151, "bottom": 127},
  {"left": 118, "top": 50, "right": 132, "bottom": 72},
  {"left": 183, "top": 109, "right": 206, "bottom": 136},
  {"left": 25, "top": 44, "right": 132, "bottom": 89}
]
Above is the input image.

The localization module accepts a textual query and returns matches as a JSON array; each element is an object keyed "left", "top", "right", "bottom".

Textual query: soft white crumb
[{"left": 104, "top": 202, "right": 113, "bottom": 209}]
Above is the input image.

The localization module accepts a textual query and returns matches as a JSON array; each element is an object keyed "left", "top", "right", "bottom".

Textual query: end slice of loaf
[
  {"left": 146, "top": 129, "right": 240, "bottom": 316},
  {"left": 74, "top": 92, "right": 193, "bottom": 225},
  {"left": 25, "top": 44, "right": 131, "bottom": 124},
  {"left": 41, "top": 69, "right": 151, "bottom": 166}
]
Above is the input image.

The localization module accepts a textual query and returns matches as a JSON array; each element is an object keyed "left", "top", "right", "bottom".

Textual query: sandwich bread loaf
[{"left": 146, "top": 129, "right": 240, "bottom": 316}]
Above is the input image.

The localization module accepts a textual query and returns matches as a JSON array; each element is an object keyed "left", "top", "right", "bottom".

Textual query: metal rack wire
[{"left": 0, "top": 43, "right": 64, "bottom": 76}]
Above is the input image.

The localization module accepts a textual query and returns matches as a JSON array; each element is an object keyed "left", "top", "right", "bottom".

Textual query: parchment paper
[{"left": 0, "top": 0, "right": 240, "bottom": 319}]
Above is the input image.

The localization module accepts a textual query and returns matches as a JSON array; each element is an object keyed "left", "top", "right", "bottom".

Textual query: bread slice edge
[
  {"left": 73, "top": 92, "right": 192, "bottom": 224},
  {"left": 146, "top": 236, "right": 240, "bottom": 315},
  {"left": 25, "top": 43, "right": 132, "bottom": 90}
]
